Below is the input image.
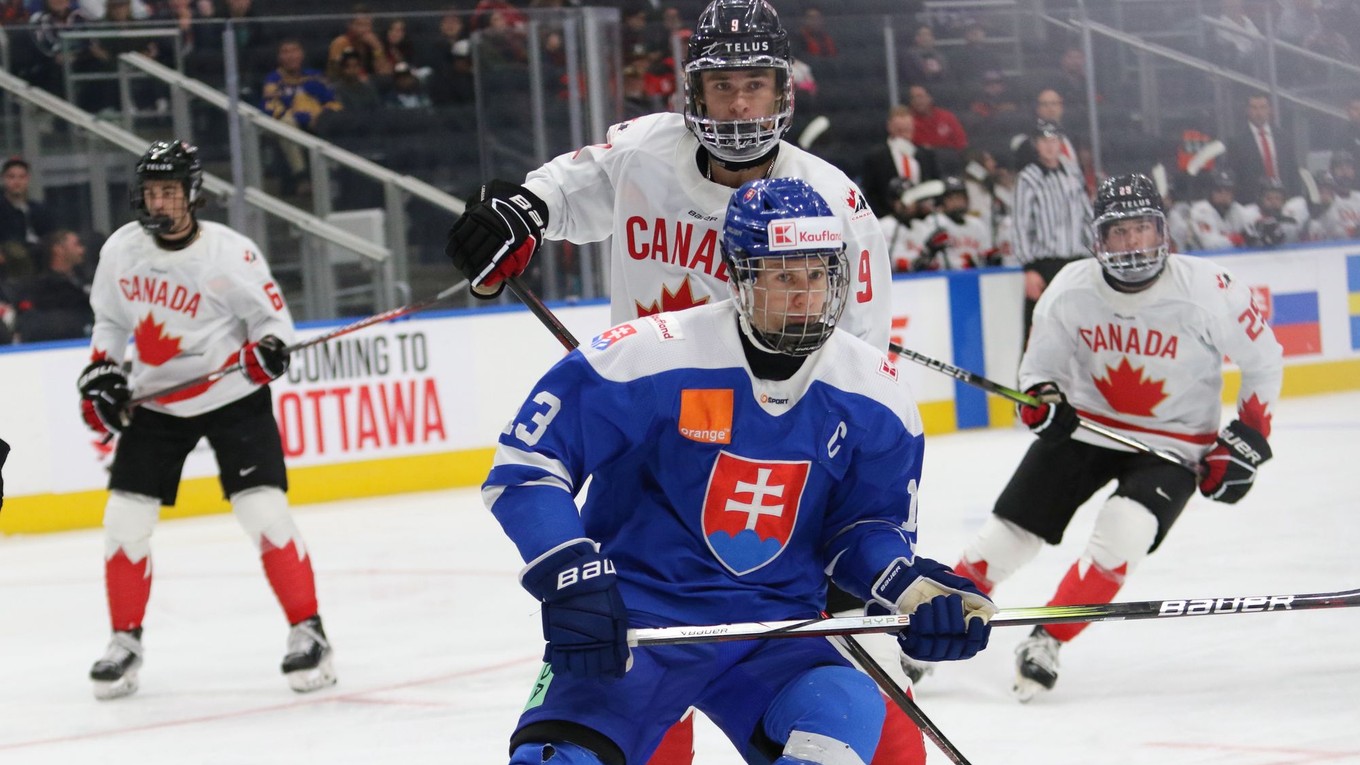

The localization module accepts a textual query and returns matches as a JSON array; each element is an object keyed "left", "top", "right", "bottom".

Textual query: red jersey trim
[{"left": 1076, "top": 409, "right": 1218, "bottom": 445}]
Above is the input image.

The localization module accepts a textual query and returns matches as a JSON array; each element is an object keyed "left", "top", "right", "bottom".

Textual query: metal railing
[{"left": 0, "top": 66, "right": 392, "bottom": 322}]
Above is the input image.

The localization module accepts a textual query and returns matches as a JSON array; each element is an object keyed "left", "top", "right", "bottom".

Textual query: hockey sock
[
  {"left": 102, "top": 491, "right": 160, "bottom": 631},
  {"left": 951, "top": 558, "right": 994, "bottom": 596},
  {"left": 232, "top": 487, "right": 318, "bottom": 624},
  {"left": 1043, "top": 560, "right": 1127, "bottom": 642},
  {"left": 106, "top": 549, "right": 152, "bottom": 632},
  {"left": 869, "top": 692, "right": 926, "bottom": 765},
  {"left": 646, "top": 708, "right": 695, "bottom": 765}
]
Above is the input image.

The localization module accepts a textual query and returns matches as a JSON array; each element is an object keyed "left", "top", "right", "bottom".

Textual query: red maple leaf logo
[
  {"left": 133, "top": 312, "right": 182, "bottom": 367},
  {"left": 1091, "top": 357, "right": 1169, "bottom": 417},
  {"left": 1238, "top": 393, "right": 1273, "bottom": 438},
  {"left": 90, "top": 348, "right": 109, "bottom": 363},
  {"left": 635, "top": 277, "right": 711, "bottom": 317},
  {"left": 845, "top": 188, "right": 858, "bottom": 210}
]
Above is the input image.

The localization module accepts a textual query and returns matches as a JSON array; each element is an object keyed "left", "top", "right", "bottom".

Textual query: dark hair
[{"left": 2, "top": 157, "right": 29, "bottom": 173}]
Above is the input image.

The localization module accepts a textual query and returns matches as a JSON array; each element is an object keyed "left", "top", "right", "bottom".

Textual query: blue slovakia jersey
[{"left": 485, "top": 301, "right": 925, "bottom": 626}]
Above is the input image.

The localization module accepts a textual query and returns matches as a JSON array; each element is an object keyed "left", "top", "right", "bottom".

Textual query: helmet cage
[
  {"left": 684, "top": 56, "right": 794, "bottom": 164},
  {"left": 1093, "top": 208, "right": 1168, "bottom": 284},
  {"left": 727, "top": 242, "right": 849, "bottom": 356}
]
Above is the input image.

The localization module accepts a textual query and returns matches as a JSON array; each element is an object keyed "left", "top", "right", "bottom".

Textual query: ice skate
[
  {"left": 899, "top": 654, "right": 934, "bottom": 686},
  {"left": 1012, "top": 626, "right": 1061, "bottom": 702},
  {"left": 90, "top": 628, "right": 143, "bottom": 700},
  {"left": 281, "top": 615, "right": 336, "bottom": 692}
]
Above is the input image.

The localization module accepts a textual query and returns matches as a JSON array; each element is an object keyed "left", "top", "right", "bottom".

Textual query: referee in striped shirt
[{"left": 1014, "top": 121, "right": 1092, "bottom": 342}]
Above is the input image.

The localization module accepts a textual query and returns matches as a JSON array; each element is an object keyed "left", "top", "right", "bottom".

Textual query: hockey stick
[
  {"left": 504, "top": 277, "right": 977, "bottom": 763},
  {"left": 630, "top": 586, "right": 1360, "bottom": 646},
  {"left": 125, "top": 280, "right": 469, "bottom": 409},
  {"left": 887, "top": 342, "right": 1203, "bottom": 476},
  {"left": 827, "top": 620, "right": 974, "bottom": 765},
  {"left": 505, "top": 276, "right": 579, "bottom": 352}
]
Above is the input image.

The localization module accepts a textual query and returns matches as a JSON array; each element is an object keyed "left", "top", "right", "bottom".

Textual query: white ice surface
[{"left": 2, "top": 392, "right": 1358, "bottom": 764}]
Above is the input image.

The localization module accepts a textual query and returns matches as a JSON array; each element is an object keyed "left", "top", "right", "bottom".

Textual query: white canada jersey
[
  {"left": 1022, "top": 256, "right": 1282, "bottom": 460},
  {"left": 920, "top": 211, "right": 993, "bottom": 269},
  {"left": 523, "top": 112, "right": 892, "bottom": 350},
  {"left": 879, "top": 214, "right": 926, "bottom": 271},
  {"left": 1313, "top": 189, "right": 1360, "bottom": 239},
  {"left": 1188, "top": 200, "right": 1251, "bottom": 250},
  {"left": 89, "top": 220, "right": 295, "bottom": 417}
]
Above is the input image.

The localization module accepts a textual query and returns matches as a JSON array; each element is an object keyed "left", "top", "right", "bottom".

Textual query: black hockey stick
[
  {"left": 504, "top": 277, "right": 973, "bottom": 764},
  {"left": 629, "top": 586, "right": 1360, "bottom": 646},
  {"left": 827, "top": 619, "right": 974, "bottom": 765},
  {"left": 125, "top": 280, "right": 469, "bottom": 409},
  {"left": 887, "top": 342, "right": 1203, "bottom": 476}
]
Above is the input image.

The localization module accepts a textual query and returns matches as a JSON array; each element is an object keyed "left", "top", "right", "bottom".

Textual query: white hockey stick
[{"left": 629, "top": 587, "right": 1360, "bottom": 646}]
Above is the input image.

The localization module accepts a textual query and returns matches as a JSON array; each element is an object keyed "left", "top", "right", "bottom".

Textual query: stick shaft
[
  {"left": 505, "top": 276, "right": 578, "bottom": 352},
  {"left": 888, "top": 342, "right": 1201, "bottom": 475},
  {"left": 830, "top": 628, "right": 973, "bottom": 765},
  {"left": 127, "top": 281, "right": 467, "bottom": 408},
  {"left": 629, "top": 587, "right": 1360, "bottom": 646}
]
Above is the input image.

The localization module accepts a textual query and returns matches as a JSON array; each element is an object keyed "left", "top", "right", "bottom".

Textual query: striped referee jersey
[{"left": 1012, "top": 162, "right": 1092, "bottom": 266}]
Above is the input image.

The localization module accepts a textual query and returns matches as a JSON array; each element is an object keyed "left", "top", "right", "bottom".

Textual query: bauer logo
[
  {"left": 1156, "top": 595, "right": 1294, "bottom": 616},
  {"left": 679, "top": 388, "right": 733, "bottom": 444},
  {"left": 590, "top": 324, "right": 638, "bottom": 350}
]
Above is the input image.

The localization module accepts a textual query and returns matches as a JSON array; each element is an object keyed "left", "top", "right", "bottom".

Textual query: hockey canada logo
[{"left": 701, "top": 452, "right": 810, "bottom": 576}]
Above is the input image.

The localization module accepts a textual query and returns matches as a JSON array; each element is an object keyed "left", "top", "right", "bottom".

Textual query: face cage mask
[
  {"left": 684, "top": 58, "right": 794, "bottom": 164},
  {"left": 1093, "top": 211, "right": 1168, "bottom": 285},
  {"left": 132, "top": 178, "right": 198, "bottom": 235},
  {"left": 729, "top": 248, "right": 850, "bottom": 356}
]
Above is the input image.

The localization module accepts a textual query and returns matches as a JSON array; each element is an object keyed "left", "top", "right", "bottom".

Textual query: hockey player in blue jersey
[{"left": 488, "top": 178, "right": 996, "bottom": 765}]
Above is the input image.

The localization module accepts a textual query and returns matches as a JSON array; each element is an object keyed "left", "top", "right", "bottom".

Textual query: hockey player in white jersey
[
  {"left": 909, "top": 175, "right": 998, "bottom": 271},
  {"left": 1187, "top": 169, "right": 1252, "bottom": 250},
  {"left": 447, "top": 1, "right": 912, "bottom": 761},
  {"left": 908, "top": 174, "right": 1282, "bottom": 700},
  {"left": 1241, "top": 176, "right": 1302, "bottom": 248},
  {"left": 446, "top": 0, "right": 890, "bottom": 351},
  {"left": 878, "top": 176, "right": 930, "bottom": 272},
  {"left": 79, "top": 140, "right": 335, "bottom": 700},
  {"left": 1312, "top": 150, "right": 1360, "bottom": 239},
  {"left": 493, "top": 178, "right": 994, "bottom": 765}
]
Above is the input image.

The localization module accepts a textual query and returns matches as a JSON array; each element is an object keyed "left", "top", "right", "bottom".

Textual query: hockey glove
[
  {"left": 240, "top": 335, "right": 290, "bottom": 385},
  {"left": 446, "top": 180, "right": 548, "bottom": 299},
  {"left": 870, "top": 556, "right": 996, "bottom": 662},
  {"left": 520, "top": 539, "right": 631, "bottom": 680},
  {"left": 1020, "top": 381, "right": 1078, "bottom": 442},
  {"left": 912, "top": 228, "right": 950, "bottom": 272},
  {"left": 77, "top": 360, "right": 131, "bottom": 436},
  {"left": 1198, "top": 419, "right": 1271, "bottom": 504}
]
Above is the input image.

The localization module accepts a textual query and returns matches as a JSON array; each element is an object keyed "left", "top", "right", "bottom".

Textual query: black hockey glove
[
  {"left": 1198, "top": 419, "right": 1271, "bottom": 504},
  {"left": 240, "top": 335, "right": 290, "bottom": 385},
  {"left": 868, "top": 557, "right": 996, "bottom": 662},
  {"left": 912, "top": 228, "right": 950, "bottom": 272},
  {"left": 520, "top": 539, "right": 631, "bottom": 680},
  {"left": 1019, "top": 381, "right": 1078, "bottom": 442},
  {"left": 446, "top": 180, "right": 548, "bottom": 299},
  {"left": 78, "top": 360, "right": 131, "bottom": 436}
]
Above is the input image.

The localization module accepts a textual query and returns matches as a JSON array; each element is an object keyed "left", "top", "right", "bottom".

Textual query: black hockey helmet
[
  {"left": 1091, "top": 173, "right": 1168, "bottom": 286},
  {"left": 684, "top": 0, "right": 793, "bottom": 165},
  {"left": 132, "top": 139, "right": 203, "bottom": 234},
  {"left": 1206, "top": 168, "right": 1235, "bottom": 190},
  {"left": 1329, "top": 149, "right": 1355, "bottom": 170},
  {"left": 937, "top": 175, "right": 969, "bottom": 222}
]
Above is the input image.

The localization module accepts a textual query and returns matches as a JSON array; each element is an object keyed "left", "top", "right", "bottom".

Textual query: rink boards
[{"left": 3, "top": 243, "right": 1358, "bottom": 534}]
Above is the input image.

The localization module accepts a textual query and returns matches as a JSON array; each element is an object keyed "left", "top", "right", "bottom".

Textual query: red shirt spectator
[
  {"left": 794, "top": 7, "right": 836, "bottom": 58},
  {"left": 908, "top": 84, "right": 968, "bottom": 152}
]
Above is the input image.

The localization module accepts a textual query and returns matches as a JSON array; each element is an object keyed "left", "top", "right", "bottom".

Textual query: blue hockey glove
[
  {"left": 520, "top": 539, "right": 631, "bottom": 680},
  {"left": 870, "top": 556, "right": 996, "bottom": 662}
]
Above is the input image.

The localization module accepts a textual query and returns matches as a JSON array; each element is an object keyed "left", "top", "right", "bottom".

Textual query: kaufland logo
[{"left": 767, "top": 218, "right": 843, "bottom": 252}]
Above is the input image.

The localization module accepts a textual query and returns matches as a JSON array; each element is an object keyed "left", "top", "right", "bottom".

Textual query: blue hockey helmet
[{"left": 720, "top": 178, "right": 849, "bottom": 356}]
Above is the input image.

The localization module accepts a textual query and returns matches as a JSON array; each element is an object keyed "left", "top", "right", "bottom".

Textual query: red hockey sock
[
  {"left": 1043, "top": 561, "right": 1127, "bottom": 642},
  {"left": 952, "top": 557, "right": 995, "bottom": 596},
  {"left": 106, "top": 549, "right": 152, "bottom": 631},
  {"left": 260, "top": 538, "right": 319, "bottom": 624},
  {"left": 871, "top": 691, "right": 927, "bottom": 765},
  {"left": 647, "top": 709, "right": 694, "bottom": 765}
]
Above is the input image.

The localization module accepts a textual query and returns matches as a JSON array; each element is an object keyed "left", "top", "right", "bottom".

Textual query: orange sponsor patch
[{"left": 679, "top": 389, "right": 734, "bottom": 444}]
